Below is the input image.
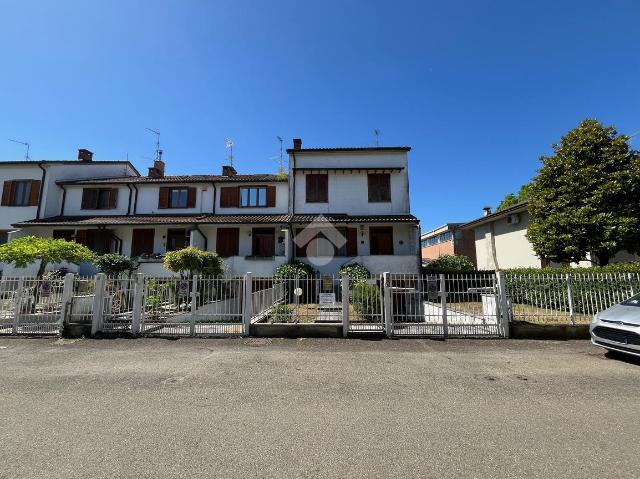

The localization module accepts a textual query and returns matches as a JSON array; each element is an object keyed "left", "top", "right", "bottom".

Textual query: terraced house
[{"left": 3, "top": 139, "right": 420, "bottom": 276}]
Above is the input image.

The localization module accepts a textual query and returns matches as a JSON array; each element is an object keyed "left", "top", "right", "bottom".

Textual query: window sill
[
  {"left": 367, "top": 200, "right": 392, "bottom": 203},
  {"left": 244, "top": 256, "right": 276, "bottom": 261}
]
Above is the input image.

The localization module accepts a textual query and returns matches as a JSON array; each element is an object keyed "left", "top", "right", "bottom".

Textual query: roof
[
  {"left": 290, "top": 214, "right": 419, "bottom": 224},
  {"left": 460, "top": 201, "right": 529, "bottom": 229},
  {"left": 286, "top": 146, "right": 411, "bottom": 153},
  {"left": 15, "top": 213, "right": 419, "bottom": 227},
  {"left": 421, "top": 223, "right": 464, "bottom": 238},
  {"left": 0, "top": 160, "right": 140, "bottom": 175},
  {"left": 14, "top": 214, "right": 292, "bottom": 227},
  {"left": 56, "top": 174, "right": 288, "bottom": 186}
]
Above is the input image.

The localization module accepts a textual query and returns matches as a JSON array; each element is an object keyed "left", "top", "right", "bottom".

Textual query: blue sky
[{"left": 1, "top": 0, "right": 638, "bottom": 230}]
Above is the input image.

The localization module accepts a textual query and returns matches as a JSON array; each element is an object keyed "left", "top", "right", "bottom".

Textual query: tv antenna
[
  {"left": 9, "top": 139, "right": 30, "bottom": 160},
  {"left": 225, "top": 138, "right": 234, "bottom": 166},
  {"left": 373, "top": 129, "right": 380, "bottom": 147},
  {"left": 276, "top": 136, "right": 284, "bottom": 169},
  {"left": 145, "top": 128, "right": 162, "bottom": 161}
]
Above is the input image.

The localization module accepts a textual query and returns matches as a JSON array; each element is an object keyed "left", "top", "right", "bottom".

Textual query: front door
[{"left": 131, "top": 229, "right": 155, "bottom": 256}]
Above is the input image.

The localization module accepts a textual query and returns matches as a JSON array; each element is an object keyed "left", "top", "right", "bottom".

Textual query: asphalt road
[{"left": 1, "top": 337, "right": 639, "bottom": 479}]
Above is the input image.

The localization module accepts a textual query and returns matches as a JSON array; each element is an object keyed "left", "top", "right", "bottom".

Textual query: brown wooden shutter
[
  {"left": 81, "top": 189, "right": 95, "bottom": 210},
  {"left": 1, "top": 181, "right": 12, "bottom": 206},
  {"left": 216, "top": 228, "right": 239, "bottom": 257},
  {"left": 346, "top": 228, "right": 358, "bottom": 256},
  {"left": 108, "top": 189, "right": 117, "bottom": 209},
  {"left": 294, "top": 229, "right": 307, "bottom": 257},
  {"left": 28, "top": 180, "right": 41, "bottom": 206},
  {"left": 75, "top": 230, "right": 88, "bottom": 245},
  {"left": 220, "top": 187, "right": 239, "bottom": 208},
  {"left": 158, "top": 187, "right": 170, "bottom": 209},
  {"left": 186, "top": 187, "right": 196, "bottom": 208},
  {"left": 266, "top": 186, "right": 276, "bottom": 207}
]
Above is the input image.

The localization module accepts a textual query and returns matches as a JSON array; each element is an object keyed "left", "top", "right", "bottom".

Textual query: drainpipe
[
  {"left": 132, "top": 184, "right": 139, "bottom": 214},
  {"left": 36, "top": 163, "right": 46, "bottom": 219},
  {"left": 211, "top": 182, "right": 217, "bottom": 214},
  {"left": 193, "top": 224, "right": 208, "bottom": 250},
  {"left": 126, "top": 184, "right": 133, "bottom": 215},
  {"left": 290, "top": 151, "right": 296, "bottom": 215},
  {"left": 59, "top": 185, "right": 67, "bottom": 216}
]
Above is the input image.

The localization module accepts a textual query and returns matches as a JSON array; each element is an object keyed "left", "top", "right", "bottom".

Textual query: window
[
  {"left": 421, "top": 231, "right": 453, "bottom": 248},
  {"left": 369, "top": 227, "right": 394, "bottom": 255},
  {"left": 1, "top": 180, "right": 40, "bottom": 207},
  {"left": 131, "top": 229, "right": 155, "bottom": 256},
  {"left": 216, "top": 228, "right": 239, "bottom": 257},
  {"left": 251, "top": 228, "right": 275, "bottom": 257},
  {"left": 306, "top": 174, "right": 328, "bottom": 203},
  {"left": 158, "top": 187, "right": 196, "bottom": 209},
  {"left": 53, "top": 230, "right": 74, "bottom": 242},
  {"left": 166, "top": 229, "right": 188, "bottom": 252},
  {"left": 367, "top": 174, "right": 391, "bottom": 202},
  {"left": 240, "top": 187, "right": 268, "bottom": 207},
  {"left": 76, "top": 230, "right": 117, "bottom": 255},
  {"left": 81, "top": 188, "right": 117, "bottom": 210}
]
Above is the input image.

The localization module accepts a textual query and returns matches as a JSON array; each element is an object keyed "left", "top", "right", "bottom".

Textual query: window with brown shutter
[
  {"left": 131, "top": 229, "right": 155, "bottom": 256},
  {"left": 346, "top": 227, "right": 358, "bottom": 256},
  {"left": 216, "top": 228, "right": 239, "bottom": 257},
  {"left": 306, "top": 174, "right": 328, "bottom": 203},
  {"left": 252, "top": 228, "right": 275, "bottom": 257},
  {"left": 81, "top": 188, "right": 117, "bottom": 210},
  {"left": 158, "top": 187, "right": 196, "bottom": 209},
  {"left": 220, "top": 187, "right": 238, "bottom": 208},
  {"left": 2, "top": 180, "right": 38, "bottom": 207},
  {"left": 368, "top": 174, "right": 391, "bottom": 202},
  {"left": 369, "top": 227, "right": 394, "bottom": 255},
  {"left": 266, "top": 185, "right": 276, "bottom": 207},
  {"left": 158, "top": 187, "right": 170, "bottom": 209},
  {"left": 239, "top": 186, "right": 269, "bottom": 207}
]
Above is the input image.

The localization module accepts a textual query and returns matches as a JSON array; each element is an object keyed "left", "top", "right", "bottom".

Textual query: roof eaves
[{"left": 460, "top": 201, "right": 529, "bottom": 229}]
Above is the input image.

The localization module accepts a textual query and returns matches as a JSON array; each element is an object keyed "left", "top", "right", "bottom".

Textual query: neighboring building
[
  {"left": 460, "top": 202, "right": 639, "bottom": 270},
  {"left": 420, "top": 223, "right": 476, "bottom": 266},
  {"left": 6, "top": 139, "right": 420, "bottom": 276}
]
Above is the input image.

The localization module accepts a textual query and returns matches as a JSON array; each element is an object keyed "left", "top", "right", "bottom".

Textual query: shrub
[
  {"left": 274, "top": 260, "right": 316, "bottom": 279},
  {"left": 163, "top": 247, "right": 224, "bottom": 277},
  {"left": 94, "top": 254, "right": 137, "bottom": 277},
  {"left": 339, "top": 263, "right": 370, "bottom": 285},
  {"left": 271, "top": 304, "right": 293, "bottom": 323},
  {"left": 351, "top": 282, "right": 381, "bottom": 322},
  {"left": 424, "top": 254, "right": 475, "bottom": 273}
]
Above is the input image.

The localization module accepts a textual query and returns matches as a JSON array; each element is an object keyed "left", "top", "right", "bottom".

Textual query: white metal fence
[{"left": 1, "top": 270, "right": 638, "bottom": 338}]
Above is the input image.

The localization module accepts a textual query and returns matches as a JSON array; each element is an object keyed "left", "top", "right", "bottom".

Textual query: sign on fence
[
  {"left": 178, "top": 280, "right": 190, "bottom": 297},
  {"left": 319, "top": 292, "right": 336, "bottom": 306},
  {"left": 426, "top": 276, "right": 439, "bottom": 300}
]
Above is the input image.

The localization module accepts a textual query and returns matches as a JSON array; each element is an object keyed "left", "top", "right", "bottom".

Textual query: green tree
[
  {"left": 526, "top": 119, "right": 640, "bottom": 265},
  {"left": 0, "top": 236, "right": 95, "bottom": 277},
  {"left": 94, "top": 254, "right": 138, "bottom": 277},
  {"left": 425, "top": 254, "right": 475, "bottom": 272},
  {"left": 163, "top": 247, "right": 224, "bottom": 277},
  {"left": 497, "top": 184, "right": 532, "bottom": 211}
]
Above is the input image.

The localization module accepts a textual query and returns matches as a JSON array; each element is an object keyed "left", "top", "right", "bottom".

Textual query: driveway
[{"left": 1, "top": 337, "right": 638, "bottom": 479}]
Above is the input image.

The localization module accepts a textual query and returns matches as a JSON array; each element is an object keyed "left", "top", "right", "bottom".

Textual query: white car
[{"left": 590, "top": 293, "right": 640, "bottom": 357}]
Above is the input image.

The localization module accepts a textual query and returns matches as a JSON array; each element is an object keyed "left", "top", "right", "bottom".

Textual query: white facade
[{"left": 2, "top": 142, "right": 420, "bottom": 277}]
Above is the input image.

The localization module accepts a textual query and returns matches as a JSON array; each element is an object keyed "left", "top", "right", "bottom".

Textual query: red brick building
[{"left": 420, "top": 223, "right": 477, "bottom": 266}]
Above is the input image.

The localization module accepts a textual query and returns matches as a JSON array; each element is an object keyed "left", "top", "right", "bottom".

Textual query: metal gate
[
  {"left": 390, "top": 273, "right": 505, "bottom": 338},
  {"left": 0, "top": 277, "right": 65, "bottom": 335},
  {"left": 348, "top": 274, "right": 385, "bottom": 333}
]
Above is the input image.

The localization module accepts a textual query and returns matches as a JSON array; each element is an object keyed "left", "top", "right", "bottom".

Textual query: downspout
[
  {"left": 59, "top": 185, "right": 67, "bottom": 216},
  {"left": 126, "top": 184, "right": 133, "bottom": 215},
  {"left": 132, "top": 184, "right": 139, "bottom": 214},
  {"left": 211, "top": 182, "right": 216, "bottom": 214},
  {"left": 488, "top": 222, "right": 500, "bottom": 271},
  {"left": 290, "top": 151, "right": 296, "bottom": 215},
  {"left": 36, "top": 163, "right": 46, "bottom": 219},
  {"left": 193, "top": 224, "right": 208, "bottom": 250}
]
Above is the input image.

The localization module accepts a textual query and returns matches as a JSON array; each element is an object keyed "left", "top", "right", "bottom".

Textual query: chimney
[
  {"left": 292, "top": 138, "right": 302, "bottom": 150},
  {"left": 222, "top": 165, "right": 237, "bottom": 176},
  {"left": 78, "top": 149, "right": 93, "bottom": 162},
  {"left": 148, "top": 159, "right": 165, "bottom": 178},
  {"left": 483, "top": 206, "right": 492, "bottom": 217}
]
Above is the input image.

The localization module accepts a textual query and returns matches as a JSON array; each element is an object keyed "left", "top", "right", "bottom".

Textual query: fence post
[
  {"left": 131, "top": 273, "right": 144, "bottom": 336},
  {"left": 496, "top": 271, "right": 510, "bottom": 338},
  {"left": 341, "top": 272, "right": 349, "bottom": 338},
  {"left": 243, "top": 272, "right": 253, "bottom": 337},
  {"left": 629, "top": 273, "right": 635, "bottom": 297},
  {"left": 566, "top": 273, "right": 575, "bottom": 326},
  {"left": 190, "top": 275, "right": 199, "bottom": 336},
  {"left": 12, "top": 277, "right": 24, "bottom": 334},
  {"left": 58, "top": 273, "right": 75, "bottom": 333},
  {"left": 440, "top": 273, "right": 448, "bottom": 339},
  {"left": 383, "top": 272, "right": 393, "bottom": 338},
  {"left": 90, "top": 274, "right": 106, "bottom": 336}
]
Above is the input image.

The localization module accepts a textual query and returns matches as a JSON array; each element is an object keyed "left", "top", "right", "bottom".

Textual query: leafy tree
[
  {"left": 0, "top": 236, "right": 95, "bottom": 277},
  {"left": 274, "top": 260, "right": 316, "bottom": 278},
  {"left": 94, "top": 254, "right": 137, "bottom": 277},
  {"left": 425, "top": 254, "right": 475, "bottom": 272},
  {"left": 527, "top": 119, "right": 640, "bottom": 265},
  {"left": 163, "top": 247, "right": 224, "bottom": 277},
  {"left": 497, "top": 184, "right": 532, "bottom": 211}
]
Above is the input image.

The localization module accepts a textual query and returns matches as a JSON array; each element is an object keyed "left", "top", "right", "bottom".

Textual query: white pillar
[
  {"left": 58, "top": 273, "right": 75, "bottom": 333},
  {"left": 91, "top": 274, "right": 106, "bottom": 336},
  {"left": 243, "top": 272, "right": 253, "bottom": 337},
  {"left": 190, "top": 275, "right": 199, "bottom": 336},
  {"left": 383, "top": 272, "right": 392, "bottom": 338},
  {"left": 496, "top": 271, "right": 510, "bottom": 339},
  {"left": 341, "top": 272, "right": 349, "bottom": 338},
  {"left": 131, "top": 273, "right": 144, "bottom": 335},
  {"left": 12, "top": 277, "right": 24, "bottom": 334},
  {"left": 440, "top": 273, "right": 448, "bottom": 338}
]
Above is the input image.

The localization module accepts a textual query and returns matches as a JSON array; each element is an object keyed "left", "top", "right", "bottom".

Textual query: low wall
[
  {"left": 510, "top": 322, "right": 590, "bottom": 340},
  {"left": 250, "top": 323, "right": 343, "bottom": 338}
]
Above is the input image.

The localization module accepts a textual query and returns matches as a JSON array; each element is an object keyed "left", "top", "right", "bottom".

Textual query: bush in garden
[
  {"left": 424, "top": 254, "right": 475, "bottom": 273},
  {"left": 163, "top": 247, "right": 224, "bottom": 277},
  {"left": 94, "top": 253, "right": 137, "bottom": 277},
  {"left": 274, "top": 260, "right": 316, "bottom": 279},
  {"left": 351, "top": 282, "right": 381, "bottom": 322},
  {"left": 339, "top": 263, "right": 370, "bottom": 286},
  {"left": 271, "top": 304, "right": 293, "bottom": 323}
]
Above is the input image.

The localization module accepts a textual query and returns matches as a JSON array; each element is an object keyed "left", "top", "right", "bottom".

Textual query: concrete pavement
[{"left": 1, "top": 337, "right": 639, "bottom": 478}]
